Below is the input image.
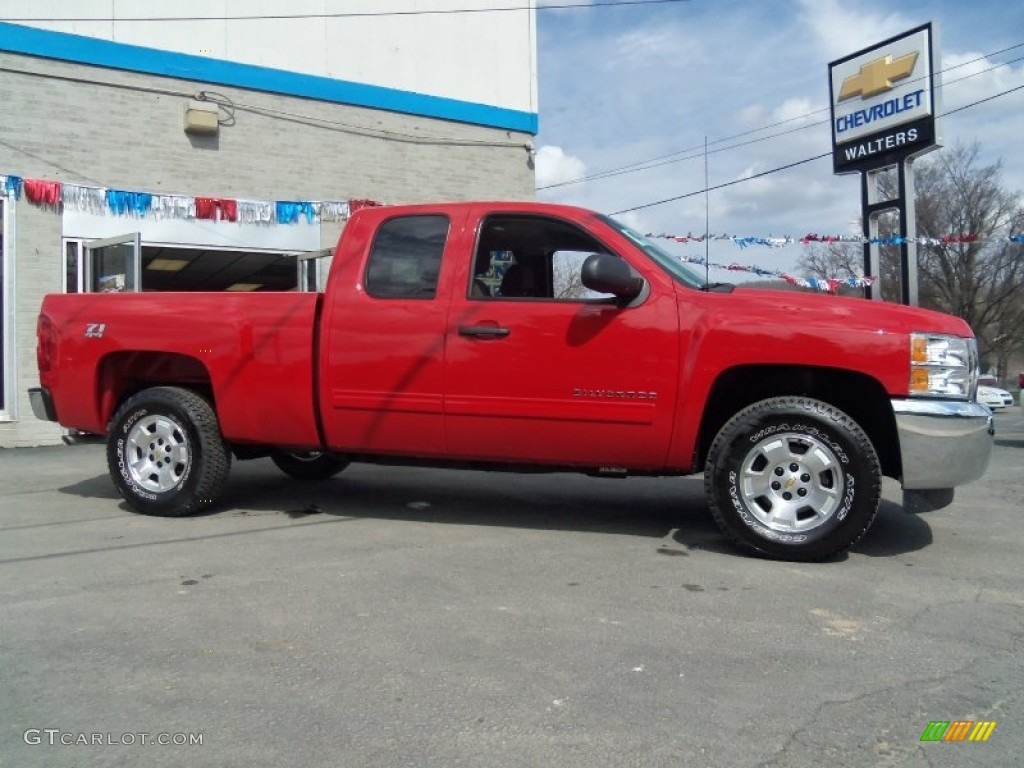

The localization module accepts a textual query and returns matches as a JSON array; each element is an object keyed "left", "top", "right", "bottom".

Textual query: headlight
[{"left": 909, "top": 333, "right": 978, "bottom": 399}]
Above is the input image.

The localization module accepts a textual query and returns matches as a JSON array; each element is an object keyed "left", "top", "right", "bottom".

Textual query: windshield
[{"left": 596, "top": 214, "right": 708, "bottom": 290}]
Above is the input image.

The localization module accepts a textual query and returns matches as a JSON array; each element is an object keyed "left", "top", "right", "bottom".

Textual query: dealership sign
[{"left": 829, "top": 23, "right": 940, "bottom": 173}]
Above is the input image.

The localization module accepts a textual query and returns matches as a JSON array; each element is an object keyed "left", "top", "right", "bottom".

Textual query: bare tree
[
  {"left": 798, "top": 241, "right": 860, "bottom": 277},
  {"left": 552, "top": 252, "right": 589, "bottom": 299},
  {"left": 881, "top": 143, "right": 1024, "bottom": 377},
  {"left": 796, "top": 241, "right": 876, "bottom": 297},
  {"left": 821, "top": 142, "right": 1024, "bottom": 377}
]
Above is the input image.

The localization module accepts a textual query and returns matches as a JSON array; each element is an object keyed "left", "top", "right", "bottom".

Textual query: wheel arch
[
  {"left": 96, "top": 351, "right": 215, "bottom": 428},
  {"left": 695, "top": 365, "right": 900, "bottom": 479}
]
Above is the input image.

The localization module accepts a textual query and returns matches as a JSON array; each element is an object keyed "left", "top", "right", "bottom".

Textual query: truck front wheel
[
  {"left": 107, "top": 387, "right": 231, "bottom": 517},
  {"left": 704, "top": 396, "right": 881, "bottom": 561}
]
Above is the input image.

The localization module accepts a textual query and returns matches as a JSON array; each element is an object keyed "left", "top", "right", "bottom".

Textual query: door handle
[{"left": 458, "top": 325, "right": 510, "bottom": 338}]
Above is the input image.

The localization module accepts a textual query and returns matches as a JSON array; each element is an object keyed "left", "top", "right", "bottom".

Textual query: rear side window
[{"left": 365, "top": 215, "right": 449, "bottom": 299}]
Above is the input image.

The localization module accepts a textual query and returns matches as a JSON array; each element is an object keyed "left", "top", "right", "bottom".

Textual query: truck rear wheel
[
  {"left": 270, "top": 450, "right": 348, "bottom": 480},
  {"left": 704, "top": 396, "right": 881, "bottom": 561},
  {"left": 107, "top": 386, "right": 231, "bottom": 517}
]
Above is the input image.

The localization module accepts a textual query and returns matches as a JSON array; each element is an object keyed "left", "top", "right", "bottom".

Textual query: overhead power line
[
  {"left": 609, "top": 154, "right": 831, "bottom": 215},
  {"left": 609, "top": 82, "right": 1024, "bottom": 215},
  {"left": 1, "top": 20, "right": 1019, "bottom": 216},
  {"left": 1, "top": 0, "right": 692, "bottom": 23},
  {"left": 539, "top": 43, "right": 1024, "bottom": 191}
]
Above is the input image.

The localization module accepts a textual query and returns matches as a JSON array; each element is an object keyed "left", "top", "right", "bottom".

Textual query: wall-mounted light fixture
[{"left": 184, "top": 100, "right": 219, "bottom": 136}]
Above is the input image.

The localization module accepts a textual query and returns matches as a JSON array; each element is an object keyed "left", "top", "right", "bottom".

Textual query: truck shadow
[
  {"left": 224, "top": 462, "right": 932, "bottom": 561},
  {"left": 58, "top": 462, "right": 933, "bottom": 560},
  {"left": 994, "top": 436, "right": 1024, "bottom": 448},
  {"left": 851, "top": 500, "right": 933, "bottom": 557},
  {"left": 58, "top": 474, "right": 122, "bottom": 500}
]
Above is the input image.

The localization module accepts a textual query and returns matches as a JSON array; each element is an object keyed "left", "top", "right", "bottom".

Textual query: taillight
[{"left": 37, "top": 314, "right": 54, "bottom": 373}]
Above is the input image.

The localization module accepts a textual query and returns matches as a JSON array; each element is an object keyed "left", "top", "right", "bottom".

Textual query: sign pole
[
  {"left": 898, "top": 159, "right": 919, "bottom": 306},
  {"left": 859, "top": 159, "right": 920, "bottom": 305}
]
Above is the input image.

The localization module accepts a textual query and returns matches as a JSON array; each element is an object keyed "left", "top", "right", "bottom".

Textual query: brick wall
[{"left": 0, "top": 199, "right": 65, "bottom": 446}]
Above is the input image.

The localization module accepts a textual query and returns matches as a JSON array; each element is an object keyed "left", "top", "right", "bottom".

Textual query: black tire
[
  {"left": 704, "top": 396, "right": 881, "bottom": 561},
  {"left": 270, "top": 450, "right": 349, "bottom": 481},
  {"left": 107, "top": 387, "right": 231, "bottom": 517}
]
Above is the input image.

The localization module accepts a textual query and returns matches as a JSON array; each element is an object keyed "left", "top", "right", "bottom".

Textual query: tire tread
[
  {"left": 107, "top": 386, "right": 231, "bottom": 517},
  {"left": 704, "top": 396, "right": 881, "bottom": 561}
]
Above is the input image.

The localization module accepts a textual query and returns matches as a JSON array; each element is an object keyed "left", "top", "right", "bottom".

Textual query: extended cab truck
[{"left": 30, "top": 202, "right": 993, "bottom": 561}]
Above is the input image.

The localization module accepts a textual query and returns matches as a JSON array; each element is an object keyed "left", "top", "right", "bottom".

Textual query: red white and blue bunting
[
  {"left": 648, "top": 231, "right": 1024, "bottom": 247},
  {"left": 650, "top": 229, "right": 1024, "bottom": 291},
  {"left": 0, "top": 173, "right": 380, "bottom": 224},
  {"left": 7, "top": 171, "right": 1020, "bottom": 293},
  {"left": 672, "top": 254, "right": 875, "bottom": 291}
]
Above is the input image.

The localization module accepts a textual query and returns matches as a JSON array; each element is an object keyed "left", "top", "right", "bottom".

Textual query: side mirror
[{"left": 581, "top": 253, "right": 644, "bottom": 301}]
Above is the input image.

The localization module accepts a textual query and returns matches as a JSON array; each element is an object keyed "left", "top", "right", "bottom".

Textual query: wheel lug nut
[
  {"left": 801, "top": 473, "right": 811, "bottom": 482},
  {"left": 774, "top": 467, "right": 784, "bottom": 476},
  {"left": 782, "top": 492, "right": 792, "bottom": 501},
  {"left": 797, "top": 488, "right": 807, "bottom": 497},
  {"left": 771, "top": 481, "right": 781, "bottom": 490},
  {"left": 789, "top": 463, "right": 799, "bottom": 472}
]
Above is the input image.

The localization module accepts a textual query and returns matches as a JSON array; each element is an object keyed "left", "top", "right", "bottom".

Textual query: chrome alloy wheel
[
  {"left": 125, "top": 414, "right": 192, "bottom": 492},
  {"left": 738, "top": 431, "right": 845, "bottom": 533}
]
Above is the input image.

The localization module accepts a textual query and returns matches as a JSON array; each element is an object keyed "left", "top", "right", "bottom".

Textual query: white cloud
[
  {"left": 772, "top": 97, "right": 821, "bottom": 124},
  {"left": 534, "top": 145, "right": 587, "bottom": 189},
  {"left": 535, "top": 0, "right": 1024, "bottom": 280},
  {"left": 796, "top": 0, "right": 913, "bottom": 63}
]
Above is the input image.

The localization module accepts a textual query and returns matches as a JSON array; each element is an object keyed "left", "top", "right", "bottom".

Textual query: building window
[
  {"left": 365, "top": 215, "right": 449, "bottom": 299},
  {"left": 63, "top": 239, "right": 303, "bottom": 292}
]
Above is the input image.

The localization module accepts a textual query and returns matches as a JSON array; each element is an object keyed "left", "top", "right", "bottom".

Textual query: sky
[{"left": 532, "top": 0, "right": 1024, "bottom": 282}]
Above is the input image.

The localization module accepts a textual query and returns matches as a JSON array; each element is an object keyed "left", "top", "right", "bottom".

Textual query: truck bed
[{"left": 39, "top": 291, "right": 322, "bottom": 447}]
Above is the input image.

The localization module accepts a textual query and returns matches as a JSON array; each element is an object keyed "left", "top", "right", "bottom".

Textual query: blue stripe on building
[{"left": 0, "top": 21, "right": 538, "bottom": 134}]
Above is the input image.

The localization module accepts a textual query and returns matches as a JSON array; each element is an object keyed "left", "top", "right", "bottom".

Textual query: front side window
[
  {"left": 365, "top": 215, "right": 449, "bottom": 299},
  {"left": 471, "top": 215, "right": 616, "bottom": 301}
]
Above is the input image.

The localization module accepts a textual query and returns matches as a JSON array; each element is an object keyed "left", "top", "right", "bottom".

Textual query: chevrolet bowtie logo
[{"left": 838, "top": 52, "right": 919, "bottom": 101}]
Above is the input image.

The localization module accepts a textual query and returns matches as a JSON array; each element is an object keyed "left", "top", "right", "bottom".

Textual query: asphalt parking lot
[{"left": 2, "top": 409, "right": 1022, "bottom": 768}]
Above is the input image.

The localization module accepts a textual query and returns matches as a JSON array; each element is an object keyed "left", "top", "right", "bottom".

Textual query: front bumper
[
  {"left": 891, "top": 398, "right": 993, "bottom": 490},
  {"left": 28, "top": 387, "right": 58, "bottom": 422}
]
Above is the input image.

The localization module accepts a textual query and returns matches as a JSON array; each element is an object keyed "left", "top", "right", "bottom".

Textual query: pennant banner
[
  {"left": 0, "top": 173, "right": 373, "bottom": 226},
  {"left": 648, "top": 231, "right": 1024, "bottom": 247},
  {"left": 674, "top": 254, "right": 875, "bottom": 291},
  {"left": 11, "top": 171, "right": 1016, "bottom": 293}
]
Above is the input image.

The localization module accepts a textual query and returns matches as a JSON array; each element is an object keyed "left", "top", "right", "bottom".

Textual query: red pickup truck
[{"left": 30, "top": 201, "right": 993, "bottom": 560}]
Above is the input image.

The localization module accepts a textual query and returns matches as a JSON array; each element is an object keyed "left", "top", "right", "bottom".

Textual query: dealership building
[{"left": 0, "top": 1, "right": 539, "bottom": 446}]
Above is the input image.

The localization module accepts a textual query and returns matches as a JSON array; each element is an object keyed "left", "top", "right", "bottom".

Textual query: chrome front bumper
[{"left": 891, "top": 398, "right": 994, "bottom": 490}]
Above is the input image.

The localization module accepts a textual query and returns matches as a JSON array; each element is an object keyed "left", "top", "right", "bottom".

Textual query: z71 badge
[{"left": 84, "top": 323, "right": 106, "bottom": 338}]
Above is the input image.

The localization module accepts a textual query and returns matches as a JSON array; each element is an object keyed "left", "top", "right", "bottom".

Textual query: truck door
[
  {"left": 444, "top": 212, "right": 680, "bottom": 469},
  {"left": 318, "top": 211, "right": 458, "bottom": 455}
]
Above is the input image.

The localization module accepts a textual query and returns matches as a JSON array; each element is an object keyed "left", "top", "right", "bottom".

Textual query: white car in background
[{"left": 977, "top": 384, "right": 1015, "bottom": 410}]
